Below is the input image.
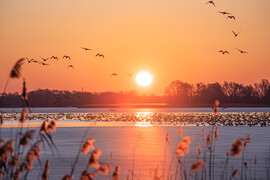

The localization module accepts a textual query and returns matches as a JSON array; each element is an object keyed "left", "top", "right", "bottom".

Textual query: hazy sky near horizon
[{"left": 0, "top": 0, "right": 270, "bottom": 95}]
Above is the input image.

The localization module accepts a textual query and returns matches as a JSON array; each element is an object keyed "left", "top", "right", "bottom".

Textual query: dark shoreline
[{"left": 2, "top": 103, "right": 270, "bottom": 108}]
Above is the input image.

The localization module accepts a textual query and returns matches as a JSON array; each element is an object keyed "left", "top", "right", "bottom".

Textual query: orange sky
[{"left": 0, "top": 0, "right": 270, "bottom": 95}]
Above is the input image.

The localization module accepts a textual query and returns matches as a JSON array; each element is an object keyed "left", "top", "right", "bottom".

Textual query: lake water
[
  {"left": 0, "top": 108, "right": 269, "bottom": 180},
  {"left": 1, "top": 107, "right": 270, "bottom": 113}
]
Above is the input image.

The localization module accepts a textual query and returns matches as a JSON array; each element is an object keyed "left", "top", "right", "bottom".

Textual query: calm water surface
[{"left": 1, "top": 126, "right": 269, "bottom": 180}]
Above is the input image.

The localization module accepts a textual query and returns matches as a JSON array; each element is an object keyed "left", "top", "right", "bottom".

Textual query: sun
[{"left": 136, "top": 71, "right": 153, "bottom": 87}]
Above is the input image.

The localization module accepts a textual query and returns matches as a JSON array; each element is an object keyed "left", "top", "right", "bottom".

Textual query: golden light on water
[
  {"left": 135, "top": 121, "right": 153, "bottom": 127},
  {"left": 135, "top": 112, "right": 153, "bottom": 126}
]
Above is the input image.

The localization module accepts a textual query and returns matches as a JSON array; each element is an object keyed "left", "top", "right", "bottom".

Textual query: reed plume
[
  {"left": 47, "top": 120, "right": 57, "bottom": 132},
  {"left": 176, "top": 136, "right": 193, "bottom": 156},
  {"left": 97, "top": 164, "right": 112, "bottom": 175},
  {"left": 10, "top": 58, "right": 25, "bottom": 78},
  {"left": 40, "top": 120, "right": 49, "bottom": 133},
  {"left": 61, "top": 174, "right": 74, "bottom": 180},
  {"left": 112, "top": 166, "right": 120, "bottom": 180},
  {"left": 231, "top": 168, "right": 238, "bottom": 178},
  {"left": 19, "top": 130, "right": 36, "bottom": 146},
  {"left": 0, "top": 139, "right": 15, "bottom": 162},
  {"left": 80, "top": 170, "right": 97, "bottom": 180},
  {"left": 0, "top": 58, "right": 25, "bottom": 107},
  {"left": 25, "top": 141, "right": 41, "bottom": 170},
  {"left": 153, "top": 167, "right": 162, "bottom": 180},
  {"left": 81, "top": 138, "right": 95, "bottom": 154},
  {"left": 213, "top": 100, "right": 220, "bottom": 116},
  {"left": 8, "top": 156, "right": 20, "bottom": 169},
  {"left": 41, "top": 160, "right": 50, "bottom": 180},
  {"left": 178, "top": 126, "right": 182, "bottom": 136},
  {"left": 229, "top": 137, "right": 244, "bottom": 157},
  {"left": 19, "top": 108, "right": 28, "bottom": 123},
  {"left": 190, "top": 160, "right": 206, "bottom": 173},
  {"left": 88, "top": 149, "right": 102, "bottom": 168}
]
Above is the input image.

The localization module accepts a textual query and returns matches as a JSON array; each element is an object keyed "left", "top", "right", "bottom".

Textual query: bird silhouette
[
  {"left": 219, "top": 11, "right": 231, "bottom": 15},
  {"left": 40, "top": 56, "right": 50, "bottom": 62},
  {"left": 205, "top": 1, "right": 215, "bottom": 7},
  {"left": 81, "top": 47, "right": 92, "bottom": 51},
  {"left": 32, "top": 60, "right": 41, "bottom": 64},
  {"left": 67, "top": 65, "right": 74, "bottom": 70},
  {"left": 111, "top": 73, "right": 118, "bottom": 76},
  {"left": 26, "top": 58, "right": 35, "bottom": 63},
  {"left": 232, "top": 31, "right": 241, "bottom": 37},
  {"left": 40, "top": 62, "right": 49, "bottom": 66},
  {"left": 95, "top": 54, "right": 105, "bottom": 58},
  {"left": 128, "top": 72, "right": 134, "bottom": 77},
  {"left": 227, "top": 16, "right": 236, "bottom": 20},
  {"left": 219, "top": 50, "right": 229, "bottom": 54},
  {"left": 236, "top": 48, "right": 247, "bottom": 53},
  {"left": 51, "top": 56, "right": 58, "bottom": 60},
  {"left": 63, "top": 55, "right": 71, "bottom": 60}
]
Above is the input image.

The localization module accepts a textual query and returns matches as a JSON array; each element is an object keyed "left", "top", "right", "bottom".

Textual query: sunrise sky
[{"left": 0, "top": 0, "right": 269, "bottom": 95}]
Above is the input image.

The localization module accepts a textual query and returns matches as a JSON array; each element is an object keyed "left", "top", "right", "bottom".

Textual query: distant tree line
[
  {"left": 1, "top": 79, "right": 270, "bottom": 107},
  {"left": 165, "top": 79, "right": 270, "bottom": 106},
  {"left": 0, "top": 89, "right": 164, "bottom": 107}
]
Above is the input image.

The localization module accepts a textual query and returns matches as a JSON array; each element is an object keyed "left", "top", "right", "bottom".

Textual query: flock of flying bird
[
  {"left": 26, "top": 47, "right": 132, "bottom": 77},
  {"left": 25, "top": 1, "right": 248, "bottom": 79},
  {"left": 206, "top": 0, "right": 248, "bottom": 55}
]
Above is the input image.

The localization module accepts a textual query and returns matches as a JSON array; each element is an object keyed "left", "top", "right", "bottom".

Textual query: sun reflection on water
[{"left": 135, "top": 112, "right": 153, "bottom": 126}]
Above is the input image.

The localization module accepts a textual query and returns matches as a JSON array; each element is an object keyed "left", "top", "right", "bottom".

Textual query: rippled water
[{"left": 1, "top": 126, "right": 269, "bottom": 180}]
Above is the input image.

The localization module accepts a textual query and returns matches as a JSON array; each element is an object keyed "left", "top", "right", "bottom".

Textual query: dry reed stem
[
  {"left": 197, "top": 143, "right": 201, "bottom": 156},
  {"left": 41, "top": 160, "right": 50, "bottom": 180},
  {"left": 206, "top": 131, "right": 212, "bottom": 148},
  {"left": 202, "top": 128, "right": 205, "bottom": 140},
  {"left": 214, "top": 125, "right": 219, "bottom": 140}
]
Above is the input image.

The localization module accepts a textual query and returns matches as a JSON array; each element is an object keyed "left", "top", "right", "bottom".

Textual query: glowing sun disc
[{"left": 136, "top": 72, "right": 152, "bottom": 87}]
